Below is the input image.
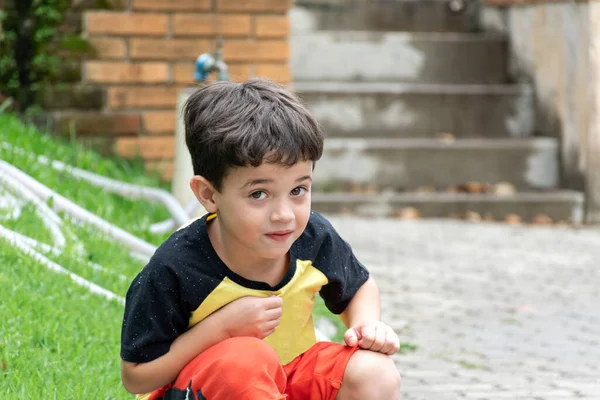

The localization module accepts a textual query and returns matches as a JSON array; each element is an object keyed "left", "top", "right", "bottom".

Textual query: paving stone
[{"left": 327, "top": 216, "right": 600, "bottom": 400}]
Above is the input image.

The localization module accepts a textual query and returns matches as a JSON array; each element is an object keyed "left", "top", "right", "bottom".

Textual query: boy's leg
[
  {"left": 149, "top": 337, "right": 287, "bottom": 400},
  {"left": 335, "top": 350, "right": 401, "bottom": 400},
  {"left": 282, "top": 342, "right": 360, "bottom": 400}
]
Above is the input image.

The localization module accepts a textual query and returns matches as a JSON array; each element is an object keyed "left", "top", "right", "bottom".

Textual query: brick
[
  {"left": 54, "top": 112, "right": 141, "bottom": 136},
  {"left": 72, "top": 0, "right": 126, "bottom": 10},
  {"left": 254, "top": 16, "right": 289, "bottom": 38},
  {"left": 107, "top": 86, "right": 180, "bottom": 109},
  {"left": 130, "top": 39, "right": 211, "bottom": 60},
  {"left": 216, "top": 0, "right": 293, "bottom": 12},
  {"left": 172, "top": 63, "right": 251, "bottom": 84},
  {"left": 145, "top": 160, "right": 175, "bottom": 181},
  {"left": 254, "top": 64, "right": 291, "bottom": 83},
  {"left": 132, "top": 0, "right": 211, "bottom": 11},
  {"left": 86, "top": 12, "right": 167, "bottom": 36},
  {"left": 43, "top": 83, "right": 104, "bottom": 111},
  {"left": 89, "top": 38, "right": 127, "bottom": 59},
  {"left": 142, "top": 110, "right": 176, "bottom": 135},
  {"left": 115, "top": 136, "right": 175, "bottom": 159},
  {"left": 223, "top": 40, "right": 288, "bottom": 62},
  {"left": 172, "top": 14, "right": 251, "bottom": 37},
  {"left": 86, "top": 61, "right": 168, "bottom": 83}
]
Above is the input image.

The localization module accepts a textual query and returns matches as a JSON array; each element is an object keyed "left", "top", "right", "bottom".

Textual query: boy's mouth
[{"left": 266, "top": 230, "right": 293, "bottom": 242}]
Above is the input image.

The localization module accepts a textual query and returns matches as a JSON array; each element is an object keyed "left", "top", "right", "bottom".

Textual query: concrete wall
[
  {"left": 482, "top": 2, "right": 590, "bottom": 191},
  {"left": 587, "top": 3, "right": 600, "bottom": 223}
]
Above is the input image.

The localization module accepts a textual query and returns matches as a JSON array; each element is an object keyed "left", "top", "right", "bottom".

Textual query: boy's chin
[{"left": 259, "top": 246, "right": 292, "bottom": 260}]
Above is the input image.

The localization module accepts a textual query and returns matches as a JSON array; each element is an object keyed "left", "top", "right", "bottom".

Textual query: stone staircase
[{"left": 290, "top": 0, "right": 585, "bottom": 223}]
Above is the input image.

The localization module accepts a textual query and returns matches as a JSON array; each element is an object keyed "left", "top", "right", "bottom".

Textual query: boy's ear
[{"left": 190, "top": 176, "right": 218, "bottom": 213}]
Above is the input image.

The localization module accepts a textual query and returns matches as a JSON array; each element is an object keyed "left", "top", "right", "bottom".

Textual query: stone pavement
[{"left": 327, "top": 216, "right": 600, "bottom": 400}]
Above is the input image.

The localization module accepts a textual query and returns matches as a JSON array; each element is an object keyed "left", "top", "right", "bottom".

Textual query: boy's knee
[{"left": 340, "top": 350, "right": 401, "bottom": 400}]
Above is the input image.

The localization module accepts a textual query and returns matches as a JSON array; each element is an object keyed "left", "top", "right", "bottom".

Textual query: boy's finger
[
  {"left": 343, "top": 328, "right": 359, "bottom": 347},
  {"left": 264, "top": 318, "right": 280, "bottom": 330},
  {"left": 264, "top": 307, "right": 283, "bottom": 321},
  {"left": 358, "top": 324, "right": 376, "bottom": 349},
  {"left": 381, "top": 328, "right": 400, "bottom": 355},
  {"left": 370, "top": 325, "right": 386, "bottom": 352},
  {"left": 263, "top": 296, "right": 283, "bottom": 309},
  {"left": 380, "top": 336, "right": 396, "bottom": 355}
]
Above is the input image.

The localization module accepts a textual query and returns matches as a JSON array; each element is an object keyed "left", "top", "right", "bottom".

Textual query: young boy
[{"left": 120, "top": 78, "right": 401, "bottom": 400}]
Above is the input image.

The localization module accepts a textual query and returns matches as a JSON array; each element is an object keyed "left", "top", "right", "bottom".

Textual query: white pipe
[
  {"left": 0, "top": 168, "right": 66, "bottom": 249},
  {"left": 1, "top": 143, "right": 190, "bottom": 227},
  {"left": 5, "top": 229, "right": 59, "bottom": 255},
  {"left": 0, "top": 160, "right": 157, "bottom": 258},
  {"left": 0, "top": 223, "right": 125, "bottom": 305},
  {"left": 49, "top": 159, "right": 190, "bottom": 227},
  {"left": 150, "top": 198, "right": 201, "bottom": 234},
  {"left": 0, "top": 190, "right": 22, "bottom": 220}
]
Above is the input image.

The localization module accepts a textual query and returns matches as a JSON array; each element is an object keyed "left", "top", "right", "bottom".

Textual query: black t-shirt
[{"left": 121, "top": 211, "right": 369, "bottom": 365}]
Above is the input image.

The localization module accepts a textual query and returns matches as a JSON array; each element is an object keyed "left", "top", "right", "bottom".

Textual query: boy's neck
[{"left": 207, "top": 218, "right": 289, "bottom": 287}]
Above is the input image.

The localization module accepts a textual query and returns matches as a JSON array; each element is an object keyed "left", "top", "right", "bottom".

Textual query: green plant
[{"left": 0, "top": 0, "right": 71, "bottom": 111}]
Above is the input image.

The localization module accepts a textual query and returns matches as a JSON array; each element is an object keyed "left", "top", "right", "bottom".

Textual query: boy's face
[{"left": 212, "top": 160, "right": 313, "bottom": 261}]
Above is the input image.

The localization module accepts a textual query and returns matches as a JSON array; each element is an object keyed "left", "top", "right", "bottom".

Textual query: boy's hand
[
  {"left": 343, "top": 321, "right": 399, "bottom": 355},
  {"left": 216, "top": 296, "right": 283, "bottom": 339}
]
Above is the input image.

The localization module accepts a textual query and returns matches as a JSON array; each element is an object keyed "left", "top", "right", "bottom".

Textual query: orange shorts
[{"left": 148, "top": 337, "right": 359, "bottom": 400}]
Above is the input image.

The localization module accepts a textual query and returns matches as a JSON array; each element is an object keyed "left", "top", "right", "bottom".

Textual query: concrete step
[
  {"left": 311, "top": 191, "right": 585, "bottom": 223},
  {"left": 291, "top": 32, "right": 507, "bottom": 84},
  {"left": 291, "top": 0, "right": 481, "bottom": 33},
  {"left": 313, "top": 138, "right": 559, "bottom": 191},
  {"left": 293, "top": 82, "right": 534, "bottom": 138}
]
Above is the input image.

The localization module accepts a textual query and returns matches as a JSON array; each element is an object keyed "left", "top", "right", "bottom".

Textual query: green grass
[
  {"left": 0, "top": 113, "right": 343, "bottom": 398},
  {"left": 0, "top": 113, "right": 171, "bottom": 398}
]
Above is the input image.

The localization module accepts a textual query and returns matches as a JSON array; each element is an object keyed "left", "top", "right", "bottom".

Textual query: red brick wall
[{"left": 82, "top": 0, "right": 293, "bottom": 180}]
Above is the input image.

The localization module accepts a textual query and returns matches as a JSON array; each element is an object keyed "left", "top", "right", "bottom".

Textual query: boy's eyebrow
[{"left": 241, "top": 175, "right": 312, "bottom": 189}]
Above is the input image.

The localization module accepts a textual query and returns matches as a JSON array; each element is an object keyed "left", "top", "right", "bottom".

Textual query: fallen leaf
[
  {"left": 465, "top": 211, "right": 482, "bottom": 222},
  {"left": 464, "top": 182, "right": 485, "bottom": 194},
  {"left": 438, "top": 132, "right": 456, "bottom": 144},
  {"left": 504, "top": 214, "right": 522, "bottom": 225},
  {"left": 1, "top": 360, "right": 6, "bottom": 371},
  {"left": 493, "top": 182, "right": 516, "bottom": 196},
  {"left": 395, "top": 207, "right": 420, "bottom": 220},
  {"left": 531, "top": 214, "right": 553, "bottom": 225}
]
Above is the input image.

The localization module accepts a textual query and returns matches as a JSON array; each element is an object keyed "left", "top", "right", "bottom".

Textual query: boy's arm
[
  {"left": 339, "top": 276, "right": 381, "bottom": 328},
  {"left": 339, "top": 276, "right": 399, "bottom": 355},
  {"left": 121, "top": 295, "right": 283, "bottom": 394},
  {"left": 121, "top": 309, "right": 227, "bottom": 394}
]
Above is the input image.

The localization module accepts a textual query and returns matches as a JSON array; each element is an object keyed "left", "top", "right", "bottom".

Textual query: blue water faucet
[{"left": 194, "top": 36, "right": 230, "bottom": 83}]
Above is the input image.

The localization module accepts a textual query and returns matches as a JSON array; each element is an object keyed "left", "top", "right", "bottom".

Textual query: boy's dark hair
[{"left": 183, "top": 78, "right": 324, "bottom": 191}]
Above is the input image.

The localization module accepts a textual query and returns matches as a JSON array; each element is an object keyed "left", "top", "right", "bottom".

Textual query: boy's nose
[{"left": 270, "top": 201, "right": 294, "bottom": 223}]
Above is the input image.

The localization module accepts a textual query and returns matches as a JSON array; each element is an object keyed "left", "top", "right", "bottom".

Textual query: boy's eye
[
  {"left": 291, "top": 186, "right": 307, "bottom": 196},
  {"left": 250, "top": 191, "right": 267, "bottom": 200}
]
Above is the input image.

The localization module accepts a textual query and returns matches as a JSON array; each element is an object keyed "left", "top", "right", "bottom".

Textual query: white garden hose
[
  {"left": 2, "top": 143, "right": 191, "bottom": 228},
  {"left": 0, "top": 169, "right": 66, "bottom": 250},
  {"left": 0, "top": 160, "right": 157, "bottom": 258},
  {"left": 150, "top": 198, "right": 201, "bottom": 233},
  {"left": 0, "top": 224, "right": 125, "bottom": 305}
]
